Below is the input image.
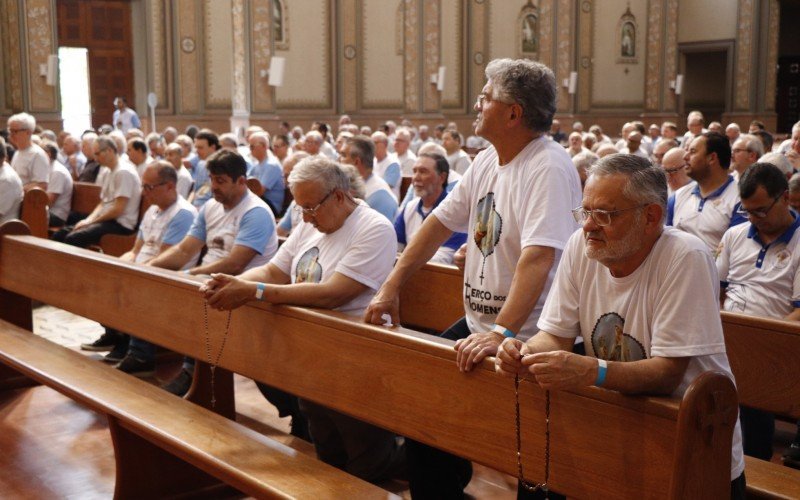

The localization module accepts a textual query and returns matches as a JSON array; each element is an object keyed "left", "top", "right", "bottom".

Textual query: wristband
[
  {"left": 255, "top": 282, "right": 266, "bottom": 301},
  {"left": 595, "top": 358, "right": 608, "bottom": 386},
  {"left": 491, "top": 323, "right": 516, "bottom": 338}
]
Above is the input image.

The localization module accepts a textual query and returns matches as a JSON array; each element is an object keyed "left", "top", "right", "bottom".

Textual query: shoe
[
  {"left": 162, "top": 369, "right": 193, "bottom": 396},
  {"left": 290, "top": 414, "right": 311, "bottom": 441},
  {"left": 102, "top": 342, "right": 128, "bottom": 363},
  {"left": 784, "top": 443, "right": 800, "bottom": 466},
  {"left": 80, "top": 331, "right": 123, "bottom": 352},
  {"left": 115, "top": 354, "right": 155, "bottom": 377}
]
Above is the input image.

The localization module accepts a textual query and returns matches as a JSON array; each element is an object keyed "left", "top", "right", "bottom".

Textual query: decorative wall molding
[
  {"left": 231, "top": 0, "right": 248, "bottom": 115},
  {"left": 24, "top": 0, "right": 58, "bottom": 112},
  {"left": 1, "top": 0, "right": 23, "bottom": 111},
  {"left": 555, "top": 0, "right": 572, "bottom": 112},
  {"left": 734, "top": 0, "right": 755, "bottom": 111},
  {"left": 440, "top": 0, "right": 464, "bottom": 109},
  {"left": 537, "top": 0, "right": 552, "bottom": 68},
  {"left": 577, "top": 0, "right": 592, "bottom": 112},
  {"left": 250, "top": 0, "right": 273, "bottom": 113},
  {"left": 273, "top": 0, "right": 289, "bottom": 51},
  {"left": 469, "top": 0, "right": 489, "bottom": 110},
  {"left": 403, "top": 0, "right": 419, "bottom": 112},
  {"left": 176, "top": 0, "right": 201, "bottom": 113},
  {"left": 422, "top": 0, "right": 440, "bottom": 112},
  {"left": 765, "top": 0, "right": 779, "bottom": 112},
  {"left": 147, "top": 0, "right": 169, "bottom": 111},
  {"left": 203, "top": 0, "right": 232, "bottom": 109},
  {"left": 644, "top": 0, "right": 663, "bottom": 111},
  {"left": 663, "top": 0, "right": 678, "bottom": 111},
  {"left": 340, "top": 0, "right": 358, "bottom": 112}
]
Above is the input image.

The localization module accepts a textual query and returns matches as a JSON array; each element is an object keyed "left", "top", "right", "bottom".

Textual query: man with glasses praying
[
  {"left": 716, "top": 162, "right": 800, "bottom": 463},
  {"left": 667, "top": 131, "right": 747, "bottom": 252},
  {"left": 364, "top": 58, "right": 581, "bottom": 498},
  {"left": 496, "top": 154, "right": 746, "bottom": 499},
  {"left": 200, "top": 156, "right": 404, "bottom": 484}
]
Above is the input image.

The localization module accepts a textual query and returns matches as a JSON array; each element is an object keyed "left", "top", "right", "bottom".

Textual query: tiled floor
[{"left": 33, "top": 304, "right": 104, "bottom": 347}]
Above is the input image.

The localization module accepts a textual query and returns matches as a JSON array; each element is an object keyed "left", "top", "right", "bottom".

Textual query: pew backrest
[
  {"left": 20, "top": 188, "right": 49, "bottom": 238},
  {"left": 72, "top": 182, "right": 101, "bottom": 215},
  {"left": 399, "top": 262, "right": 462, "bottom": 331}
]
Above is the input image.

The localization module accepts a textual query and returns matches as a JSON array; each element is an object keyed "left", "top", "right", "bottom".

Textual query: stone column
[
  {"left": 249, "top": 0, "right": 274, "bottom": 114},
  {"left": 421, "top": 0, "right": 441, "bottom": 113},
  {"left": 643, "top": 0, "right": 678, "bottom": 120},
  {"left": 230, "top": 0, "right": 250, "bottom": 132}
]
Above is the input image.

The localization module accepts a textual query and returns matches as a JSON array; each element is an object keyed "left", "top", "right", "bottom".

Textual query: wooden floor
[{"left": 0, "top": 305, "right": 518, "bottom": 499}]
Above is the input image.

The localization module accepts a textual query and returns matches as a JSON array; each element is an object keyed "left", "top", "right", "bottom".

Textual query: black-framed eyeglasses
[
  {"left": 572, "top": 204, "right": 648, "bottom": 226},
  {"left": 737, "top": 191, "right": 785, "bottom": 219},
  {"left": 142, "top": 181, "right": 168, "bottom": 192},
  {"left": 664, "top": 165, "right": 685, "bottom": 175},
  {"left": 293, "top": 189, "right": 335, "bottom": 217}
]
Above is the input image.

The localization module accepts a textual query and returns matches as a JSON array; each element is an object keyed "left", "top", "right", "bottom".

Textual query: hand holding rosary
[{"left": 515, "top": 365, "right": 551, "bottom": 497}]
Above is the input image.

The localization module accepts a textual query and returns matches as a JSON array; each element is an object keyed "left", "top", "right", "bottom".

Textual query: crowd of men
[{"left": 3, "top": 56, "right": 800, "bottom": 498}]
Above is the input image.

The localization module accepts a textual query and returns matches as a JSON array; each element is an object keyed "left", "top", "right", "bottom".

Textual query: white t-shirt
[
  {"left": 433, "top": 136, "right": 582, "bottom": 340},
  {"left": 271, "top": 201, "right": 396, "bottom": 316},
  {"left": 137, "top": 196, "right": 198, "bottom": 265},
  {"left": 135, "top": 161, "right": 148, "bottom": 179},
  {"left": 374, "top": 153, "right": 402, "bottom": 200},
  {"left": 95, "top": 166, "right": 110, "bottom": 186},
  {"left": 47, "top": 161, "right": 74, "bottom": 221},
  {"left": 716, "top": 217, "right": 800, "bottom": 318},
  {"left": 176, "top": 166, "right": 194, "bottom": 199},
  {"left": 0, "top": 163, "right": 23, "bottom": 223},
  {"left": 397, "top": 151, "right": 417, "bottom": 176},
  {"left": 668, "top": 176, "right": 746, "bottom": 253},
  {"left": 538, "top": 227, "right": 744, "bottom": 480},
  {"left": 446, "top": 149, "right": 472, "bottom": 175},
  {"left": 11, "top": 144, "right": 50, "bottom": 185},
  {"left": 100, "top": 162, "right": 142, "bottom": 230}
]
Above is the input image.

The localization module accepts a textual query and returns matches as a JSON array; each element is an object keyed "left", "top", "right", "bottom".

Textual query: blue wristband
[
  {"left": 491, "top": 323, "right": 516, "bottom": 338},
  {"left": 595, "top": 358, "right": 608, "bottom": 386},
  {"left": 255, "top": 282, "right": 266, "bottom": 301}
]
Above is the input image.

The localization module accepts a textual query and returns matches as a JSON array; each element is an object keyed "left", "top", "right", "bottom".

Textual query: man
[
  {"left": 648, "top": 123, "right": 661, "bottom": 145},
  {"left": 411, "top": 124, "right": 435, "bottom": 154},
  {"left": 709, "top": 121, "right": 724, "bottom": 134},
  {"left": 188, "top": 130, "right": 220, "bottom": 209},
  {"left": 162, "top": 126, "right": 178, "bottom": 145},
  {"left": 272, "top": 134, "right": 291, "bottom": 165},
  {"left": 113, "top": 96, "right": 141, "bottom": 134},
  {"left": 7, "top": 113, "right": 49, "bottom": 191},
  {"left": 496, "top": 154, "right": 745, "bottom": 498},
  {"left": 790, "top": 173, "right": 800, "bottom": 212},
  {"left": 652, "top": 138, "right": 678, "bottom": 167},
  {"left": 78, "top": 132, "right": 102, "bottom": 183},
  {"left": 40, "top": 141, "right": 73, "bottom": 228},
  {"left": 716, "top": 162, "right": 800, "bottom": 463},
  {"left": 371, "top": 131, "right": 402, "bottom": 200},
  {"left": 0, "top": 136, "right": 23, "bottom": 224},
  {"left": 661, "top": 146, "right": 692, "bottom": 195},
  {"left": 549, "top": 119, "right": 567, "bottom": 145},
  {"left": 127, "top": 138, "right": 150, "bottom": 179},
  {"left": 54, "top": 136, "right": 141, "bottom": 248},
  {"left": 620, "top": 131, "right": 648, "bottom": 158},
  {"left": 340, "top": 136, "right": 397, "bottom": 221},
  {"left": 726, "top": 123, "right": 741, "bottom": 145},
  {"left": 749, "top": 120, "right": 766, "bottom": 133},
  {"left": 364, "top": 58, "right": 581, "bottom": 498},
  {"left": 730, "top": 134, "right": 764, "bottom": 180},
  {"left": 153, "top": 149, "right": 278, "bottom": 394},
  {"left": 567, "top": 131, "right": 588, "bottom": 157},
  {"left": 571, "top": 150, "right": 597, "bottom": 190},
  {"left": 614, "top": 123, "right": 635, "bottom": 150},
  {"left": 201, "top": 157, "right": 404, "bottom": 483},
  {"left": 395, "top": 153, "right": 466, "bottom": 264},
  {"left": 589, "top": 124, "right": 612, "bottom": 146},
  {"left": 248, "top": 132, "right": 285, "bottom": 215},
  {"left": 99, "top": 162, "right": 198, "bottom": 375},
  {"left": 661, "top": 121, "right": 680, "bottom": 145},
  {"left": 667, "top": 132, "right": 746, "bottom": 252},
  {"left": 164, "top": 143, "right": 194, "bottom": 198},
  {"left": 683, "top": 110, "right": 707, "bottom": 149},
  {"left": 394, "top": 128, "right": 417, "bottom": 176},
  {"left": 62, "top": 134, "right": 86, "bottom": 179},
  {"left": 442, "top": 130, "right": 471, "bottom": 175}
]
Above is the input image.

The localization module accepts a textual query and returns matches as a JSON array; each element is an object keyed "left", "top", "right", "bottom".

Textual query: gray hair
[
  {"left": 759, "top": 152, "right": 793, "bottom": 177},
  {"left": 789, "top": 173, "right": 800, "bottom": 194},
  {"left": 572, "top": 151, "right": 599, "bottom": 171},
  {"left": 792, "top": 121, "right": 800, "bottom": 135},
  {"left": 485, "top": 58, "right": 557, "bottom": 132},
  {"left": 736, "top": 134, "right": 765, "bottom": 157},
  {"left": 219, "top": 132, "right": 239, "bottom": 149},
  {"left": 95, "top": 135, "right": 118, "bottom": 154},
  {"left": 288, "top": 156, "right": 350, "bottom": 194},
  {"left": 7, "top": 112, "right": 35, "bottom": 131},
  {"left": 589, "top": 154, "right": 668, "bottom": 223},
  {"left": 150, "top": 160, "right": 178, "bottom": 184},
  {"left": 340, "top": 164, "right": 366, "bottom": 199},
  {"left": 109, "top": 130, "right": 126, "bottom": 155}
]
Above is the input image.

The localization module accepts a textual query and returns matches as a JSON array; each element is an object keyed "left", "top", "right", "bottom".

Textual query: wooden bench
[
  {"left": 722, "top": 312, "right": 800, "bottom": 499},
  {"left": 71, "top": 181, "right": 102, "bottom": 217},
  {"left": 400, "top": 176, "right": 412, "bottom": 202},
  {"left": 98, "top": 198, "right": 152, "bottom": 257},
  {"left": 0, "top": 222, "right": 739, "bottom": 498},
  {"left": 19, "top": 187, "right": 49, "bottom": 238},
  {"left": 397, "top": 262, "right": 800, "bottom": 498}
]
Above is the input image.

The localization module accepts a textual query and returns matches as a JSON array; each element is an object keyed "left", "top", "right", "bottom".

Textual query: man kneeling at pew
[
  {"left": 496, "top": 154, "right": 746, "bottom": 499},
  {"left": 201, "top": 156, "right": 406, "bottom": 484}
]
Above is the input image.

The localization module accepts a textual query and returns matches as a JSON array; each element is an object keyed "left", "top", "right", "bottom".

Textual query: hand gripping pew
[
  {"left": 399, "top": 262, "right": 800, "bottom": 499},
  {"left": 0, "top": 222, "right": 738, "bottom": 499}
]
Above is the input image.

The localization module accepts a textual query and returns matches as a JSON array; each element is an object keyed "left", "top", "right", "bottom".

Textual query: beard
[{"left": 584, "top": 212, "right": 644, "bottom": 264}]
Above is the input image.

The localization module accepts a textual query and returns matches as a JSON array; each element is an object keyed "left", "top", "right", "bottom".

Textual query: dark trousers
[
  {"left": 52, "top": 220, "right": 134, "bottom": 248},
  {"left": 48, "top": 213, "right": 66, "bottom": 228},
  {"left": 740, "top": 406, "right": 775, "bottom": 460}
]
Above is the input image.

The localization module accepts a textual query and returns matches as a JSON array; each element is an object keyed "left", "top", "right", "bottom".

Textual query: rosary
[
  {"left": 203, "top": 302, "right": 232, "bottom": 409},
  {"left": 515, "top": 374, "right": 551, "bottom": 497}
]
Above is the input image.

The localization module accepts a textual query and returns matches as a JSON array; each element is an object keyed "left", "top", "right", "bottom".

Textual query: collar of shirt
[
  {"left": 692, "top": 174, "right": 735, "bottom": 202},
  {"left": 415, "top": 189, "right": 448, "bottom": 219},
  {"left": 747, "top": 213, "right": 800, "bottom": 247}
]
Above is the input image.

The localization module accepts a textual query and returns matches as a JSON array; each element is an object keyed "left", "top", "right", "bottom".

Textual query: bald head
[{"left": 662, "top": 147, "right": 691, "bottom": 192}]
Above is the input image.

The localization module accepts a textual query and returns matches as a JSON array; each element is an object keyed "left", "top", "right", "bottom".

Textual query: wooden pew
[
  {"left": 98, "top": 198, "right": 152, "bottom": 257},
  {"left": 71, "top": 181, "right": 101, "bottom": 216},
  {"left": 20, "top": 187, "right": 49, "bottom": 238},
  {"left": 398, "top": 262, "right": 800, "bottom": 498},
  {"left": 0, "top": 225, "right": 738, "bottom": 498},
  {"left": 400, "top": 176, "right": 412, "bottom": 202},
  {"left": 721, "top": 312, "right": 800, "bottom": 499}
]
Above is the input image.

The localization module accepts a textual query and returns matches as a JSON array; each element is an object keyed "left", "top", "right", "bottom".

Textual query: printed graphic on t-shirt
[
  {"left": 774, "top": 249, "right": 791, "bottom": 269},
  {"left": 724, "top": 285, "right": 749, "bottom": 313},
  {"left": 196, "top": 182, "right": 210, "bottom": 197},
  {"left": 473, "top": 192, "right": 503, "bottom": 284},
  {"left": 295, "top": 247, "right": 322, "bottom": 283},
  {"left": 591, "top": 312, "right": 646, "bottom": 362},
  {"left": 210, "top": 236, "right": 225, "bottom": 250}
]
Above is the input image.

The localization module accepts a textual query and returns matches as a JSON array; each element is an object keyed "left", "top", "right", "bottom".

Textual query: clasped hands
[
  {"left": 199, "top": 273, "right": 253, "bottom": 311},
  {"left": 495, "top": 338, "right": 597, "bottom": 390}
]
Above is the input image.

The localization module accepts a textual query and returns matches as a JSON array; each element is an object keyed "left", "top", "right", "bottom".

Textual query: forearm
[
  {"left": 384, "top": 215, "right": 452, "bottom": 291},
  {"left": 262, "top": 281, "right": 353, "bottom": 309},
  {"left": 192, "top": 257, "right": 248, "bottom": 276},
  {"left": 149, "top": 245, "right": 195, "bottom": 271},
  {"left": 600, "top": 357, "right": 689, "bottom": 396},
  {"left": 23, "top": 181, "right": 47, "bottom": 192},
  {"left": 494, "top": 246, "right": 555, "bottom": 333},
  {"left": 784, "top": 308, "right": 800, "bottom": 322}
]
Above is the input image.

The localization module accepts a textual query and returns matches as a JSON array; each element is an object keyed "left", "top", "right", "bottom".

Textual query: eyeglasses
[
  {"left": 737, "top": 191, "right": 784, "bottom": 218},
  {"left": 664, "top": 165, "right": 685, "bottom": 175},
  {"left": 474, "top": 92, "right": 511, "bottom": 109},
  {"left": 572, "top": 204, "right": 648, "bottom": 226},
  {"left": 8, "top": 128, "right": 27, "bottom": 134},
  {"left": 142, "top": 181, "right": 168, "bottom": 192},
  {"left": 293, "top": 189, "right": 335, "bottom": 217}
]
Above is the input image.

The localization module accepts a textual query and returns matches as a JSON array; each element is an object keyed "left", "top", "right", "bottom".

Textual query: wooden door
[
  {"left": 57, "top": 0, "right": 134, "bottom": 130},
  {"left": 776, "top": 57, "right": 800, "bottom": 134}
]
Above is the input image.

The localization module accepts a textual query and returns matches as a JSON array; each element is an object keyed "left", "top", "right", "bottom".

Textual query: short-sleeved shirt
[
  {"left": 47, "top": 161, "right": 74, "bottom": 221},
  {"left": 188, "top": 190, "right": 278, "bottom": 270},
  {"left": 667, "top": 175, "right": 746, "bottom": 252},
  {"left": 278, "top": 200, "right": 303, "bottom": 235},
  {"left": 395, "top": 189, "right": 467, "bottom": 265},
  {"left": 113, "top": 107, "right": 141, "bottom": 133},
  {"left": 716, "top": 216, "right": 800, "bottom": 318},
  {"left": 364, "top": 173, "right": 398, "bottom": 222},
  {"left": 100, "top": 162, "right": 142, "bottom": 230},
  {"left": 248, "top": 158, "right": 285, "bottom": 211},
  {"left": 176, "top": 166, "right": 194, "bottom": 199},
  {"left": 433, "top": 136, "right": 582, "bottom": 340},
  {"left": 136, "top": 196, "right": 197, "bottom": 265},
  {"left": 271, "top": 201, "right": 396, "bottom": 316},
  {"left": 191, "top": 160, "right": 212, "bottom": 209},
  {"left": 397, "top": 151, "right": 417, "bottom": 176},
  {"left": 11, "top": 144, "right": 50, "bottom": 185},
  {"left": 0, "top": 163, "right": 23, "bottom": 223},
  {"left": 374, "top": 154, "right": 401, "bottom": 200},
  {"left": 447, "top": 149, "right": 472, "bottom": 175},
  {"left": 538, "top": 227, "right": 744, "bottom": 480}
]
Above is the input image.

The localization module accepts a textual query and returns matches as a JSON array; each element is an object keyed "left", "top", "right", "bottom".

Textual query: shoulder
[
  {"left": 673, "top": 182, "right": 697, "bottom": 203},
  {"left": 352, "top": 203, "right": 395, "bottom": 235},
  {"left": 657, "top": 228, "right": 710, "bottom": 262}
]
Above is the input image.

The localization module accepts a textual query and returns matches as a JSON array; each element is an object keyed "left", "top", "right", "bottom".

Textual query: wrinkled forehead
[{"left": 583, "top": 174, "right": 630, "bottom": 206}]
